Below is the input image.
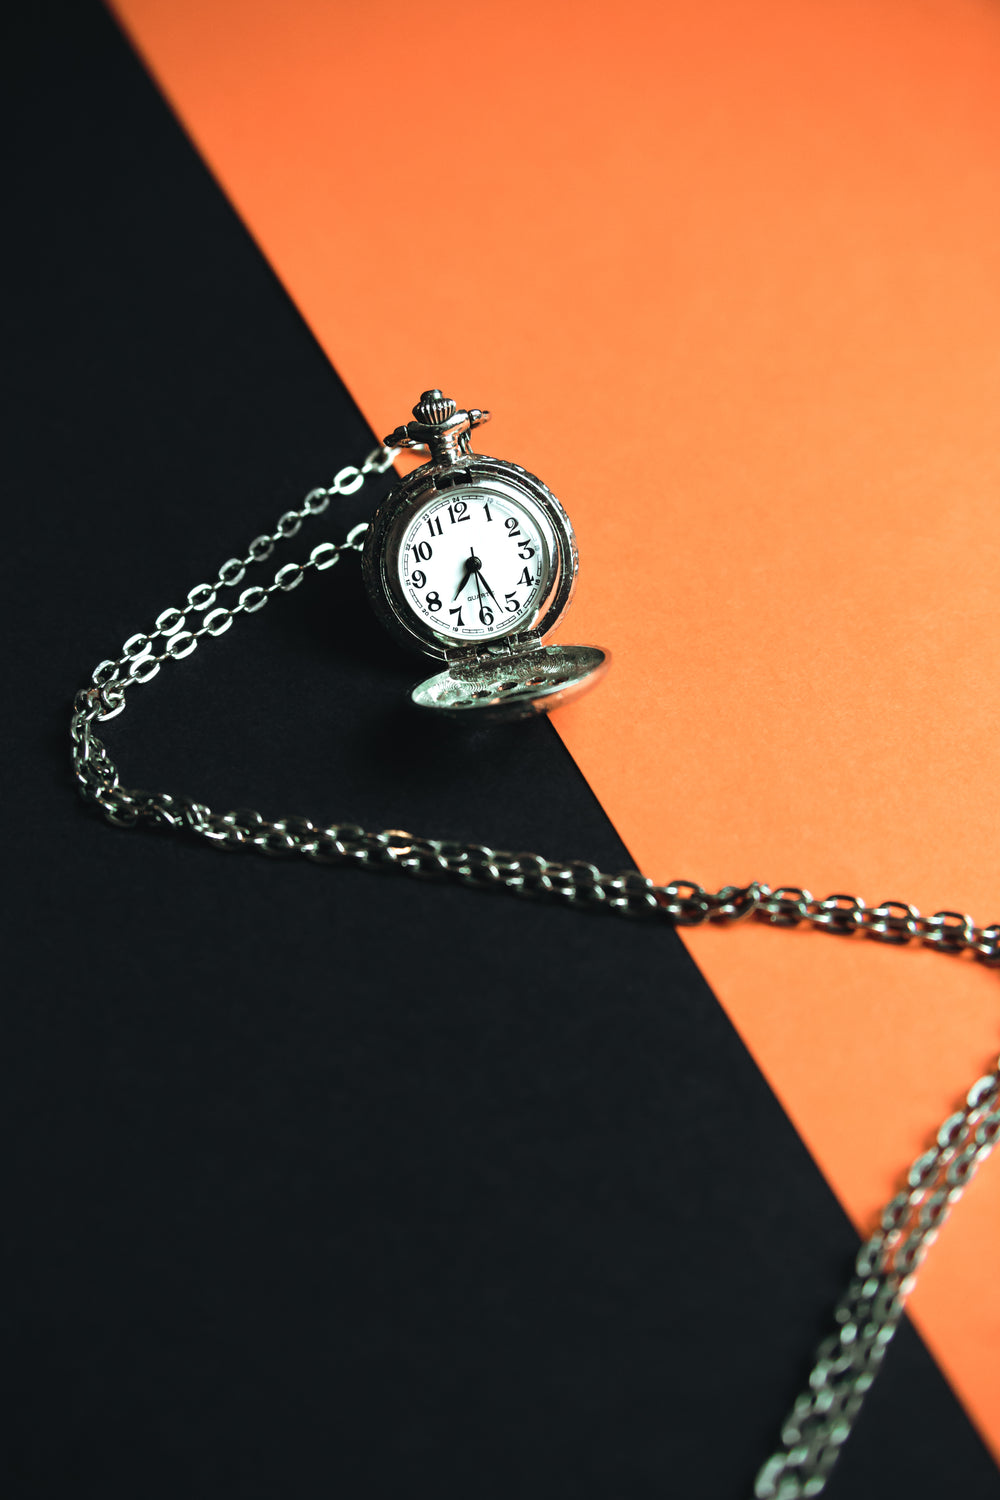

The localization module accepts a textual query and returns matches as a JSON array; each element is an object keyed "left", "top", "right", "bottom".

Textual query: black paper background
[{"left": 3, "top": 2, "right": 998, "bottom": 1495}]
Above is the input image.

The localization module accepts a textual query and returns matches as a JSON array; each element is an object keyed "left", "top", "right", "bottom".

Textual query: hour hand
[
  {"left": 453, "top": 560, "right": 474, "bottom": 601},
  {"left": 454, "top": 550, "right": 482, "bottom": 600}
]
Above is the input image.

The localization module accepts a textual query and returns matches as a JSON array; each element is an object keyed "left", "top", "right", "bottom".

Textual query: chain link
[
  {"left": 68, "top": 444, "right": 1000, "bottom": 1498},
  {"left": 754, "top": 1058, "right": 1000, "bottom": 1497}
]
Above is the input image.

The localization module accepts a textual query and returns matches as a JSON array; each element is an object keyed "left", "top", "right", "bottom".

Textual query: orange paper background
[{"left": 111, "top": 0, "right": 1000, "bottom": 1460}]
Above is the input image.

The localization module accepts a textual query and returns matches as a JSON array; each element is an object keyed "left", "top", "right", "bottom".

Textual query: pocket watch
[{"left": 361, "top": 390, "right": 608, "bottom": 719}]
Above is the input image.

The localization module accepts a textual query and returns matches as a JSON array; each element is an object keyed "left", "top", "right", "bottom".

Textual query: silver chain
[{"left": 69, "top": 444, "right": 1000, "bottom": 1499}]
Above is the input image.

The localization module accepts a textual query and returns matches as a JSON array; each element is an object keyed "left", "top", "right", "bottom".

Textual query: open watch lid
[{"left": 410, "top": 641, "right": 608, "bottom": 721}]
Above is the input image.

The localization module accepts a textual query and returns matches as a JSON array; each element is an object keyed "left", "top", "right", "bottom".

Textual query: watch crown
[
  {"left": 384, "top": 391, "right": 490, "bottom": 463},
  {"left": 413, "top": 390, "right": 457, "bottom": 427}
]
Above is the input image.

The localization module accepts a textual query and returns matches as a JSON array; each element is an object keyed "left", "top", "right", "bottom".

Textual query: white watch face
[{"left": 398, "top": 488, "right": 550, "bottom": 643}]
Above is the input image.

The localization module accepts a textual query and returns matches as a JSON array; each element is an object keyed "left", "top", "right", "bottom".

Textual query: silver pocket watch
[{"left": 362, "top": 390, "right": 608, "bottom": 719}]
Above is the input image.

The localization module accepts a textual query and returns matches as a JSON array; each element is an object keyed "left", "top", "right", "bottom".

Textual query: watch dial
[{"left": 398, "top": 489, "right": 550, "bottom": 642}]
